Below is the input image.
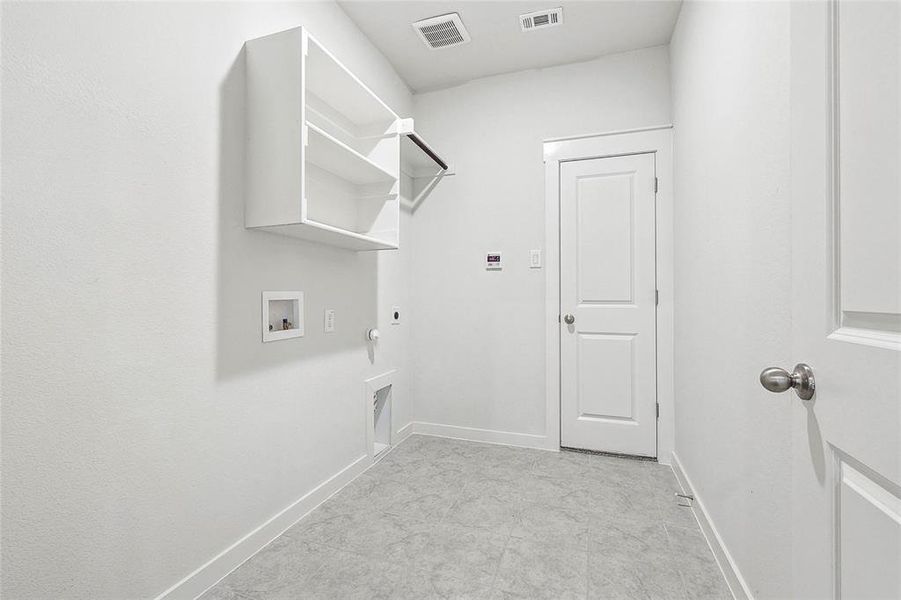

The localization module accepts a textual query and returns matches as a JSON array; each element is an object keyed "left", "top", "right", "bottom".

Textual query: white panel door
[
  {"left": 791, "top": 2, "right": 901, "bottom": 598},
  {"left": 560, "top": 153, "right": 657, "bottom": 456}
]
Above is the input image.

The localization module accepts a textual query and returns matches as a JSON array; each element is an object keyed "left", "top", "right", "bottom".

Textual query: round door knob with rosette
[{"left": 759, "top": 363, "right": 815, "bottom": 400}]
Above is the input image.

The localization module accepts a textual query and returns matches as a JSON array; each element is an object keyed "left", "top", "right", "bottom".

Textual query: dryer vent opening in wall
[
  {"left": 373, "top": 385, "right": 392, "bottom": 456},
  {"left": 412, "top": 13, "right": 471, "bottom": 49},
  {"left": 520, "top": 7, "right": 563, "bottom": 32}
]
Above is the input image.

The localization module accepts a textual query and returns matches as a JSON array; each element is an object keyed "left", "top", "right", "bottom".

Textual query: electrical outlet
[
  {"left": 391, "top": 306, "right": 401, "bottom": 325},
  {"left": 324, "top": 309, "right": 335, "bottom": 333},
  {"left": 530, "top": 249, "right": 542, "bottom": 269}
]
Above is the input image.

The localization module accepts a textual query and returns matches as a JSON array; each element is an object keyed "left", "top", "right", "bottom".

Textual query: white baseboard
[
  {"left": 670, "top": 452, "right": 753, "bottom": 600},
  {"left": 412, "top": 421, "right": 554, "bottom": 451},
  {"left": 395, "top": 422, "right": 413, "bottom": 443},
  {"left": 156, "top": 423, "right": 544, "bottom": 600},
  {"left": 156, "top": 454, "right": 372, "bottom": 600}
]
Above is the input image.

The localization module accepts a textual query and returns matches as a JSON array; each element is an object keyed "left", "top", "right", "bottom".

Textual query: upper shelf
[
  {"left": 305, "top": 34, "right": 398, "bottom": 128},
  {"left": 306, "top": 122, "right": 397, "bottom": 185}
]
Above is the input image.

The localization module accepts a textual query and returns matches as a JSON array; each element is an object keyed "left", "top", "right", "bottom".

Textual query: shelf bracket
[{"left": 407, "top": 170, "right": 448, "bottom": 211}]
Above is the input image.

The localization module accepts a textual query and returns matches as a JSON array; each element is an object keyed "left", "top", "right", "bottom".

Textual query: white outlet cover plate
[
  {"left": 530, "top": 249, "right": 542, "bottom": 269},
  {"left": 324, "top": 309, "right": 336, "bottom": 333}
]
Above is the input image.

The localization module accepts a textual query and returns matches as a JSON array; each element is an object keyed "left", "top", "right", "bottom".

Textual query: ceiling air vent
[
  {"left": 520, "top": 7, "right": 564, "bottom": 32},
  {"left": 412, "top": 13, "right": 471, "bottom": 50}
]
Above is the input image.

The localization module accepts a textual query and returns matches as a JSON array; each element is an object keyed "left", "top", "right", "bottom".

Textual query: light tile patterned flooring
[{"left": 202, "top": 435, "right": 731, "bottom": 599}]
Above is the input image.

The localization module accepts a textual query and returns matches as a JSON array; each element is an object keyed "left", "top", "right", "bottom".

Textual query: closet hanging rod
[{"left": 406, "top": 132, "right": 449, "bottom": 171}]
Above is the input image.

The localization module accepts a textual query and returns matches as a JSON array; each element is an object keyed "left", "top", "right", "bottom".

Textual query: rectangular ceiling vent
[
  {"left": 412, "top": 13, "right": 471, "bottom": 50},
  {"left": 520, "top": 7, "right": 564, "bottom": 32}
]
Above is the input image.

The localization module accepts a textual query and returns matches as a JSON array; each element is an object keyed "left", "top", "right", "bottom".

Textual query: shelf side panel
[{"left": 245, "top": 29, "right": 303, "bottom": 228}]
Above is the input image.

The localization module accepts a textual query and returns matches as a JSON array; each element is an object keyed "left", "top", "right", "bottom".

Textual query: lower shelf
[{"left": 253, "top": 219, "right": 398, "bottom": 251}]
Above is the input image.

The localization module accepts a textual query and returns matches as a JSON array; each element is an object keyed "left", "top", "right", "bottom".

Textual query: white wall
[
  {"left": 670, "top": 2, "right": 792, "bottom": 597},
  {"left": 1, "top": 3, "right": 412, "bottom": 598},
  {"left": 409, "top": 47, "right": 671, "bottom": 445}
]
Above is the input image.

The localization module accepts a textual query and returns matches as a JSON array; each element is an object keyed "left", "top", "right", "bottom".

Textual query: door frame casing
[{"left": 543, "top": 125, "right": 674, "bottom": 463}]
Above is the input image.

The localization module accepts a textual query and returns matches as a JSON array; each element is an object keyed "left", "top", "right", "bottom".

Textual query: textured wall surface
[
  {"left": 409, "top": 47, "right": 672, "bottom": 440},
  {"left": 1, "top": 2, "right": 411, "bottom": 598},
  {"left": 669, "top": 2, "right": 793, "bottom": 597}
]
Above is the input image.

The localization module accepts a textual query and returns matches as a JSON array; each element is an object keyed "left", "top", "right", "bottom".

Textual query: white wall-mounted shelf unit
[{"left": 245, "top": 27, "right": 401, "bottom": 251}]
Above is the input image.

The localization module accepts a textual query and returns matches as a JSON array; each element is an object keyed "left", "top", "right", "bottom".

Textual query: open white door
[
  {"left": 789, "top": 2, "right": 901, "bottom": 597},
  {"left": 559, "top": 153, "right": 657, "bottom": 457}
]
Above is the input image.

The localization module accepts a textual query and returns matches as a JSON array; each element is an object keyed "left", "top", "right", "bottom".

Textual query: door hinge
[
  {"left": 654, "top": 177, "right": 659, "bottom": 193},
  {"left": 655, "top": 289, "right": 659, "bottom": 306},
  {"left": 656, "top": 402, "right": 660, "bottom": 419}
]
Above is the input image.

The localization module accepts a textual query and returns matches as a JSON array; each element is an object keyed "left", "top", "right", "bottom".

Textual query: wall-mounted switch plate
[
  {"left": 530, "top": 249, "right": 542, "bottom": 269},
  {"left": 391, "top": 306, "right": 401, "bottom": 325},
  {"left": 324, "top": 309, "right": 336, "bottom": 333}
]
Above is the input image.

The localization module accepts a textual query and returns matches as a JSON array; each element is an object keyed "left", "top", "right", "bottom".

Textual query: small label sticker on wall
[{"left": 486, "top": 253, "right": 502, "bottom": 270}]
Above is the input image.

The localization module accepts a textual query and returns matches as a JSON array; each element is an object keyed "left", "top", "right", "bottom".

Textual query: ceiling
[{"left": 338, "top": 1, "right": 682, "bottom": 92}]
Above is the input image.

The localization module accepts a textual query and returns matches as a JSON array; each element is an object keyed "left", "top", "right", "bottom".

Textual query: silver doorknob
[
  {"left": 759, "top": 363, "right": 815, "bottom": 400},
  {"left": 563, "top": 314, "right": 575, "bottom": 325}
]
